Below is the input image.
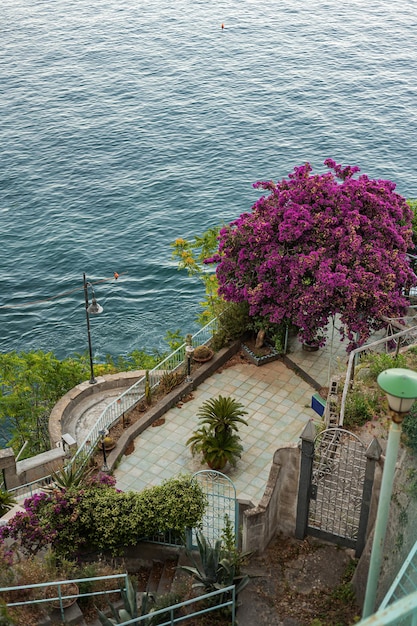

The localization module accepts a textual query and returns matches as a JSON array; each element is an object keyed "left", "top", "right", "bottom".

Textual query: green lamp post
[{"left": 362, "top": 368, "right": 417, "bottom": 618}]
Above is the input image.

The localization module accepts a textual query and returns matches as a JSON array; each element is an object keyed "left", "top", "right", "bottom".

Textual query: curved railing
[{"left": 9, "top": 318, "right": 217, "bottom": 498}]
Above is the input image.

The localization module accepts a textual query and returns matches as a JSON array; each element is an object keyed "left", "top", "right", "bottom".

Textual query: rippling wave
[{"left": 1, "top": 0, "right": 416, "bottom": 358}]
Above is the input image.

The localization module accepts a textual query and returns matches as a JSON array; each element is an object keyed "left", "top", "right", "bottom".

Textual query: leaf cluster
[{"left": 0, "top": 476, "right": 206, "bottom": 560}]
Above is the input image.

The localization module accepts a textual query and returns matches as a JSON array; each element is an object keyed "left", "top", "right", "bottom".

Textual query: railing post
[
  {"left": 356, "top": 438, "right": 382, "bottom": 558},
  {"left": 295, "top": 420, "right": 316, "bottom": 540}
]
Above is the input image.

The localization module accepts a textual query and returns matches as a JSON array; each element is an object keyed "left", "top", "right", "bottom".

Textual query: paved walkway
[{"left": 114, "top": 332, "right": 350, "bottom": 506}]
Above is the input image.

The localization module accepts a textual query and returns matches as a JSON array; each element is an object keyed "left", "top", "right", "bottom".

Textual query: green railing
[
  {"left": 357, "top": 589, "right": 417, "bottom": 625},
  {"left": 1, "top": 576, "right": 236, "bottom": 626},
  {"left": 9, "top": 318, "right": 218, "bottom": 500},
  {"left": 379, "top": 539, "right": 417, "bottom": 610},
  {"left": 0, "top": 572, "right": 129, "bottom": 623}
]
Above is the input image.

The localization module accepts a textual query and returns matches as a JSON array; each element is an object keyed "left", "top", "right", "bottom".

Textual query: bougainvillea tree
[{"left": 205, "top": 160, "right": 416, "bottom": 351}]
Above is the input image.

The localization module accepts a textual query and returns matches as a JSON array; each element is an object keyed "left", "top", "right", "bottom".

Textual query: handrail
[
  {"left": 9, "top": 318, "right": 218, "bottom": 497},
  {"left": 1, "top": 572, "right": 129, "bottom": 622},
  {"left": 2, "top": 577, "right": 236, "bottom": 626},
  {"left": 379, "top": 538, "right": 417, "bottom": 610},
  {"left": 357, "top": 588, "right": 417, "bottom": 625}
]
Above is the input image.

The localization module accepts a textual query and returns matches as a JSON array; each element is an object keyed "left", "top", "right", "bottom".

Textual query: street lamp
[
  {"left": 362, "top": 367, "right": 417, "bottom": 618},
  {"left": 99, "top": 429, "right": 109, "bottom": 472},
  {"left": 83, "top": 273, "right": 103, "bottom": 385},
  {"left": 185, "top": 344, "right": 194, "bottom": 382}
]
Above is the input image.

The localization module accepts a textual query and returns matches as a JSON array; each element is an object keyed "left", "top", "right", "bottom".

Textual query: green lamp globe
[{"left": 377, "top": 368, "right": 417, "bottom": 414}]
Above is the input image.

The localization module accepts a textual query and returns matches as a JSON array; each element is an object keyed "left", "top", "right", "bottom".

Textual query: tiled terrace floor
[{"left": 114, "top": 331, "right": 352, "bottom": 505}]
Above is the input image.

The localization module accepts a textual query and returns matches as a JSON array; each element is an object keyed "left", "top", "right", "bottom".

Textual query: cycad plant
[
  {"left": 0, "top": 489, "right": 16, "bottom": 517},
  {"left": 187, "top": 396, "right": 248, "bottom": 470}
]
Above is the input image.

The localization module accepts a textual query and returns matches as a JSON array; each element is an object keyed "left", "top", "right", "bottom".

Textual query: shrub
[
  {"left": 0, "top": 476, "right": 206, "bottom": 560},
  {"left": 366, "top": 352, "right": 407, "bottom": 380},
  {"left": 344, "top": 388, "right": 378, "bottom": 429},
  {"left": 402, "top": 403, "right": 417, "bottom": 454}
]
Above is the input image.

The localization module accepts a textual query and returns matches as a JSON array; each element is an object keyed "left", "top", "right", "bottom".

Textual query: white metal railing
[
  {"left": 379, "top": 539, "right": 417, "bottom": 610},
  {"left": 9, "top": 318, "right": 218, "bottom": 498},
  {"left": 357, "top": 589, "right": 417, "bottom": 625}
]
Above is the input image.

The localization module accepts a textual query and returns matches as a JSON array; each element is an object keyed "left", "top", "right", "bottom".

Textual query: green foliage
[
  {"left": 180, "top": 530, "right": 250, "bottom": 600},
  {"left": 211, "top": 301, "right": 251, "bottom": 350},
  {"left": 196, "top": 396, "right": 248, "bottom": 435},
  {"left": 77, "top": 476, "right": 207, "bottom": 556},
  {"left": 97, "top": 576, "right": 155, "bottom": 625},
  {"left": 402, "top": 403, "right": 417, "bottom": 454},
  {"left": 50, "top": 455, "right": 95, "bottom": 490},
  {"left": 172, "top": 227, "right": 223, "bottom": 325},
  {"left": 145, "top": 370, "right": 152, "bottom": 406},
  {"left": 0, "top": 489, "right": 16, "bottom": 517},
  {"left": 364, "top": 352, "right": 407, "bottom": 380},
  {"left": 344, "top": 387, "right": 378, "bottom": 429},
  {"left": 158, "top": 370, "right": 185, "bottom": 394},
  {"left": 187, "top": 396, "right": 248, "bottom": 469},
  {"left": 0, "top": 350, "right": 90, "bottom": 456}
]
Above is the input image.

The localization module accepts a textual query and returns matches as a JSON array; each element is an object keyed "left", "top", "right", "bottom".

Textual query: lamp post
[
  {"left": 185, "top": 344, "right": 194, "bottom": 382},
  {"left": 99, "top": 429, "right": 109, "bottom": 472},
  {"left": 362, "top": 367, "right": 417, "bottom": 618},
  {"left": 83, "top": 273, "right": 103, "bottom": 384}
]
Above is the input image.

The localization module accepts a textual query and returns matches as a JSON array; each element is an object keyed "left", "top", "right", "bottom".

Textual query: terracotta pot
[{"left": 45, "top": 583, "right": 79, "bottom": 609}]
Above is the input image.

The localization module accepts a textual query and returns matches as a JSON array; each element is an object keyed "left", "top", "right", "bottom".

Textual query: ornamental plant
[
  {"left": 205, "top": 160, "right": 417, "bottom": 350},
  {"left": 0, "top": 475, "right": 206, "bottom": 559}
]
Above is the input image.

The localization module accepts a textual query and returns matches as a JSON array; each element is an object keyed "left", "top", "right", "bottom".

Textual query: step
[
  {"left": 157, "top": 557, "right": 179, "bottom": 595},
  {"left": 146, "top": 559, "right": 164, "bottom": 594}
]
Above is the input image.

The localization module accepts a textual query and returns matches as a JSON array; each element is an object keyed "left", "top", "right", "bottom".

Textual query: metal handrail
[
  {"left": 2, "top": 577, "right": 236, "bottom": 626},
  {"left": 9, "top": 318, "right": 218, "bottom": 497},
  {"left": 357, "top": 589, "right": 417, "bottom": 625},
  {"left": 1, "top": 572, "right": 129, "bottom": 622}
]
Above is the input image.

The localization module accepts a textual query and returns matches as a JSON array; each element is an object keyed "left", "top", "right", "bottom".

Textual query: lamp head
[
  {"left": 377, "top": 368, "right": 417, "bottom": 419},
  {"left": 87, "top": 297, "right": 103, "bottom": 314}
]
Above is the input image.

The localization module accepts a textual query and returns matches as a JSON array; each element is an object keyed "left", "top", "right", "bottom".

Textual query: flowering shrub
[
  {"left": 206, "top": 160, "right": 416, "bottom": 350},
  {"left": 0, "top": 476, "right": 206, "bottom": 559}
]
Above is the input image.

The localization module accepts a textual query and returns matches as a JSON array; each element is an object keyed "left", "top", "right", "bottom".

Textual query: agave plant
[
  {"left": 50, "top": 455, "right": 95, "bottom": 490},
  {"left": 180, "top": 530, "right": 250, "bottom": 599},
  {"left": 0, "top": 489, "right": 17, "bottom": 517},
  {"left": 97, "top": 576, "right": 155, "bottom": 625}
]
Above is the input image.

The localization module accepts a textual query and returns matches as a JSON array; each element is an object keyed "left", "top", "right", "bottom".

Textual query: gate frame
[
  {"left": 295, "top": 423, "right": 381, "bottom": 557},
  {"left": 190, "top": 470, "right": 239, "bottom": 550}
]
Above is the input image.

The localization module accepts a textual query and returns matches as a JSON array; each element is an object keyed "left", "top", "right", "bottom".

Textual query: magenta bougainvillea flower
[{"left": 205, "top": 160, "right": 416, "bottom": 350}]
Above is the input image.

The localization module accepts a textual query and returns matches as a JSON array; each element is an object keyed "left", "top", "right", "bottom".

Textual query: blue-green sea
[{"left": 1, "top": 0, "right": 417, "bottom": 362}]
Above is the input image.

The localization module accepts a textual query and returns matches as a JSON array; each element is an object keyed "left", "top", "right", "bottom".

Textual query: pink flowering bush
[{"left": 206, "top": 160, "right": 416, "bottom": 350}]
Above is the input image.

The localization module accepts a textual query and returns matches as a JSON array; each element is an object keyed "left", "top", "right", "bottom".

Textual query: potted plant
[
  {"left": 187, "top": 395, "right": 248, "bottom": 470},
  {"left": 101, "top": 436, "right": 116, "bottom": 451},
  {"left": 192, "top": 345, "right": 214, "bottom": 363}
]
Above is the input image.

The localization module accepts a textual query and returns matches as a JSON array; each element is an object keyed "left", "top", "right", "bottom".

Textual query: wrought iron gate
[
  {"left": 191, "top": 470, "right": 238, "bottom": 549},
  {"left": 296, "top": 425, "right": 380, "bottom": 556},
  {"left": 309, "top": 427, "right": 367, "bottom": 546}
]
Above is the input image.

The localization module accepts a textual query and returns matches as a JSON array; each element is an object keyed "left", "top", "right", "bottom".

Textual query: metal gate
[
  {"left": 308, "top": 428, "right": 367, "bottom": 546},
  {"left": 191, "top": 470, "right": 238, "bottom": 549},
  {"left": 296, "top": 425, "right": 380, "bottom": 556}
]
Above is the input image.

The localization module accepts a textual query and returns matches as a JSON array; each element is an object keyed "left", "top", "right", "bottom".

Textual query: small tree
[{"left": 206, "top": 160, "right": 416, "bottom": 350}]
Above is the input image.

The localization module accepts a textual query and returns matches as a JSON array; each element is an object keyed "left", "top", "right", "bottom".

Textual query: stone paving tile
[{"left": 114, "top": 358, "right": 320, "bottom": 505}]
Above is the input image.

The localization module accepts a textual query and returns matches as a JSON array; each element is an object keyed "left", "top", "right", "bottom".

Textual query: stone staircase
[{"left": 42, "top": 554, "right": 181, "bottom": 626}]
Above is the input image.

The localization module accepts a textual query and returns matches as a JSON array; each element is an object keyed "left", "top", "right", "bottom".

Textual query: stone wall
[
  {"left": 242, "top": 444, "right": 300, "bottom": 553},
  {"left": 353, "top": 446, "right": 417, "bottom": 609}
]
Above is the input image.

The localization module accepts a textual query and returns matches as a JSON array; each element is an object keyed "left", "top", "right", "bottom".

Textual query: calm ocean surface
[{"left": 1, "top": 0, "right": 417, "bottom": 360}]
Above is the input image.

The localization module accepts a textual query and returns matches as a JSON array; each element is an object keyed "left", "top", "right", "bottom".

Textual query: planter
[
  {"left": 193, "top": 347, "right": 214, "bottom": 363},
  {"left": 45, "top": 583, "right": 79, "bottom": 609},
  {"left": 302, "top": 341, "right": 320, "bottom": 352},
  {"left": 241, "top": 341, "right": 281, "bottom": 366}
]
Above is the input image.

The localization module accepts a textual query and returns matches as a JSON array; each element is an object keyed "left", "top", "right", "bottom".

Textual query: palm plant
[
  {"left": 196, "top": 395, "right": 248, "bottom": 436},
  {"left": 187, "top": 396, "right": 248, "bottom": 470},
  {"left": 187, "top": 427, "right": 244, "bottom": 470}
]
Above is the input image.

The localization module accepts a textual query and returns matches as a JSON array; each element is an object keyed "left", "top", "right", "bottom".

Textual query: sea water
[{"left": 1, "top": 0, "right": 417, "bottom": 361}]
